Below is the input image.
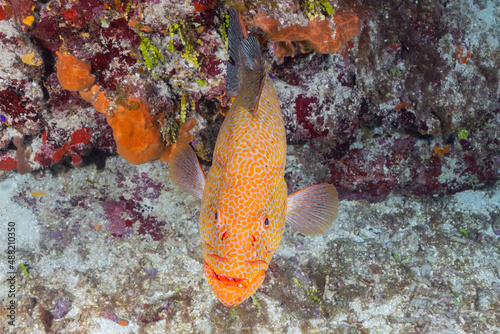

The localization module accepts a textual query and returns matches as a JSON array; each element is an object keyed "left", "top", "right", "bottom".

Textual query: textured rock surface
[
  {"left": 0, "top": 0, "right": 499, "bottom": 333},
  {"left": 0, "top": 157, "right": 499, "bottom": 333}
]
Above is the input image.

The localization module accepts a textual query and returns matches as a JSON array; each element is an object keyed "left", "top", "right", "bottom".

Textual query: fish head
[{"left": 200, "top": 179, "right": 287, "bottom": 306}]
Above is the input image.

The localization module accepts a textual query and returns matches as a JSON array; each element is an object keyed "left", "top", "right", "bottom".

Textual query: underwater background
[{"left": 0, "top": 0, "right": 499, "bottom": 332}]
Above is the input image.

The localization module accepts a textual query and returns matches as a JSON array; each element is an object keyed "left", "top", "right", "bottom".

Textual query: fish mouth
[
  {"left": 206, "top": 263, "right": 251, "bottom": 288},
  {"left": 204, "top": 261, "right": 266, "bottom": 306},
  {"left": 205, "top": 260, "right": 264, "bottom": 288}
]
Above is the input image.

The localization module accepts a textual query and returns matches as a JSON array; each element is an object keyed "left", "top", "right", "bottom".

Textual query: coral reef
[
  {"left": 0, "top": 0, "right": 499, "bottom": 331},
  {"left": 2, "top": 0, "right": 495, "bottom": 202},
  {"left": 270, "top": 0, "right": 499, "bottom": 201},
  {"left": 0, "top": 0, "right": 220, "bottom": 172}
]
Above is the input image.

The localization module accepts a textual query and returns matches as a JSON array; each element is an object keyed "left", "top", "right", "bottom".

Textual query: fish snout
[
  {"left": 204, "top": 261, "right": 266, "bottom": 306},
  {"left": 204, "top": 252, "right": 268, "bottom": 306}
]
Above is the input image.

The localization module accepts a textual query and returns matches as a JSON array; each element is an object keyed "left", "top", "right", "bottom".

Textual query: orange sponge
[
  {"left": 79, "top": 84, "right": 110, "bottom": 113},
  {"left": 56, "top": 51, "right": 95, "bottom": 91},
  {"left": 160, "top": 118, "right": 197, "bottom": 162},
  {"left": 80, "top": 85, "right": 194, "bottom": 165},
  {"left": 57, "top": 50, "right": 193, "bottom": 165},
  {"left": 252, "top": 12, "right": 360, "bottom": 62},
  {"left": 176, "top": 118, "right": 196, "bottom": 147}
]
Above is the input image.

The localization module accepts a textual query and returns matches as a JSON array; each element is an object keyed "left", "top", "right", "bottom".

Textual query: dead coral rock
[
  {"left": 56, "top": 51, "right": 95, "bottom": 91},
  {"left": 253, "top": 12, "right": 360, "bottom": 62}
]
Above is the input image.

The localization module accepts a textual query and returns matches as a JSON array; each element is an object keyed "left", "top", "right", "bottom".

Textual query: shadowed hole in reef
[
  {"left": 195, "top": 98, "right": 224, "bottom": 165},
  {"left": 80, "top": 148, "right": 113, "bottom": 170},
  {"left": 30, "top": 37, "right": 56, "bottom": 103}
]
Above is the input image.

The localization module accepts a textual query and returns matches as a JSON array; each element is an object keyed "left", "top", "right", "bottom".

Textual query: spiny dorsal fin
[
  {"left": 226, "top": 7, "right": 244, "bottom": 98},
  {"left": 252, "top": 71, "right": 267, "bottom": 116},
  {"left": 169, "top": 144, "right": 205, "bottom": 200},
  {"left": 286, "top": 183, "right": 339, "bottom": 235},
  {"left": 241, "top": 35, "right": 261, "bottom": 71},
  {"left": 226, "top": 6, "right": 263, "bottom": 100}
]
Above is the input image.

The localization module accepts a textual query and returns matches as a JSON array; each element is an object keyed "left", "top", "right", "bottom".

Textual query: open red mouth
[
  {"left": 204, "top": 260, "right": 266, "bottom": 289},
  {"left": 209, "top": 265, "right": 249, "bottom": 288},
  {"left": 204, "top": 261, "right": 267, "bottom": 306}
]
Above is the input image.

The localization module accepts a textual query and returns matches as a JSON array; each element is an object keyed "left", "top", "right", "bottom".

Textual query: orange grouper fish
[{"left": 169, "top": 7, "right": 339, "bottom": 306}]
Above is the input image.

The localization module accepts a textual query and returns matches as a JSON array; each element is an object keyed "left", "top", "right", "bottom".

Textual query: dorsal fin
[
  {"left": 226, "top": 7, "right": 245, "bottom": 98},
  {"left": 252, "top": 71, "right": 267, "bottom": 116},
  {"left": 226, "top": 6, "right": 263, "bottom": 104}
]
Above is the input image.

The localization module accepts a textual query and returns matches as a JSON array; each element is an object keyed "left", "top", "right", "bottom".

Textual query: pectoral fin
[
  {"left": 169, "top": 144, "right": 205, "bottom": 200},
  {"left": 286, "top": 184, "right": 339, "bottom": 235}
]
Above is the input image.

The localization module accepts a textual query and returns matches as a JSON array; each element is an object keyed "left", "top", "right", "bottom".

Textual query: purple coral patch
[
  {"left": 103, "top": 200, "right": 128, "bottom": 237},
  {"left": 293, "top": 95, "right": 329, "bottom": 139},
  {"left": 51, "top": 297, "right": 73, "bottom": 319}
]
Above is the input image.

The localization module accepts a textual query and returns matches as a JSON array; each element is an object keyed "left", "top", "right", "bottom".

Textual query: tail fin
[{"left": 226, "top": 6, "right": 263, "bottom": 99}]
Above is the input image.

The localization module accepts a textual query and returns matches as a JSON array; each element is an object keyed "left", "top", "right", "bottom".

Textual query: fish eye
[{"left": 264, "top": 218, "right": 269, "bottom": 228}]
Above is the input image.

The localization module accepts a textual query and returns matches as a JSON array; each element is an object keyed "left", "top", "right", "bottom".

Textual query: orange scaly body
[
  {"left": 201, "top": 65, "right": 288, "bottom": 306},
  {"left": 169, "top": 7, "right": 338, "bottom": 306}
]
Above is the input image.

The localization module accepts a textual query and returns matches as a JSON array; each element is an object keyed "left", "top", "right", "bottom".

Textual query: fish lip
[
  {"left": 204, "top": 262, "right": 267, "bottom": 306},
  {"left": 205, "top": 263, "right": 248, "bottom": 289},
  {"left": 204, "top": 257, "right": 267, "bottom": 289}
]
